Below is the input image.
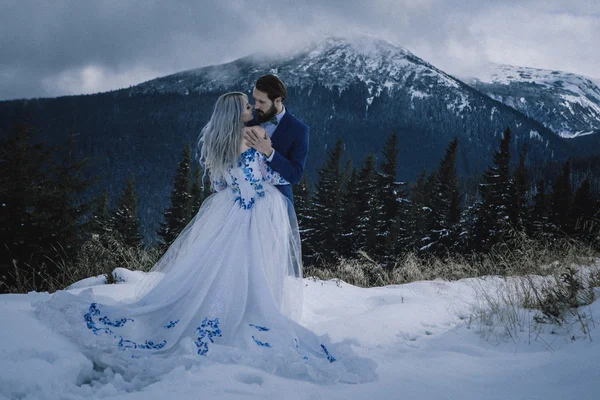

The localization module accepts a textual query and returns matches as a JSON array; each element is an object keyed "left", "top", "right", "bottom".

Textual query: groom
[{"left": 244, "top": 74, "right": 309, "bottom": 206}]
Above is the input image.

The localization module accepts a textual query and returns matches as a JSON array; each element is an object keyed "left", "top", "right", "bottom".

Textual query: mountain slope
[
  {"left": 133, "top": 36, "right": 570, "bottom": 174},
  {"left": 466, "top": 64, "right": 600, "bottom": 139},
  {"left": 136, "top": 37, "right": 462, "bottom": 104},
  {"left": 0, "top": 36, "right": 574, "bottom": 242}
]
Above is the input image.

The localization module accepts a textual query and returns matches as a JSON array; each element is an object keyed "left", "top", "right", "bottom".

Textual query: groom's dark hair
[{"left": 256, "top": 74, "right": 287, "bottom": 102}]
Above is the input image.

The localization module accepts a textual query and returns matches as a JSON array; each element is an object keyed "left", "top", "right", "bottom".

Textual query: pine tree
[
  {"left": 111, "top": 173, "right": 143, "bottom": 247},
  {"left": 339, "top": 163, "right": 358, "bottom": 258},
  {"left": 89, "top": 189, "right": 111, "bottom": 238},
  {"left": 293, "top": 174, "right": 312, "bottom": 237},
  {"left": 571, "top": 177, "right": 594, "bottom": 238},
  {"left": 549, "top": 161, "right": 572, "bottom": 234},
  {"left": 529, "top": 179, "right": 550, "bottom": 237},
  {"left": 378, "top": 132, "right": 410, "bottom": 260},
  {"left": 379, "top": 133, "right": 399, "bottom": 226},
  {"left": 303, "top": 138, "right": 346, "bottom": 265},
  {"left": 355, "top": 153, "right": 382, "bottom": 258},
  {"left": 0, "top": 124, "right": 55, "bottom": 291},
  {"left": 0, "top": 125, "right": 92, "bottom": 291},
  {"left": 158, "top": 145, "right": 193, "bottom": 246},
  {"left": 46, "top": 131, "right": 93, "bottom": 259},
  {"left": 509, "top": 144, "right": 528, "bottom": 230},
  {"left": 408, "top": 170, "right": 434, "bottom": 251},
  {"left": 190, "top": 166, "right": 204, "bottom": 217},
  {"left": 425, "top": 137, "right": 461, "bottom": 253},
  {"left": 472, "top": 128, "right": 513, "bottom": 252}
]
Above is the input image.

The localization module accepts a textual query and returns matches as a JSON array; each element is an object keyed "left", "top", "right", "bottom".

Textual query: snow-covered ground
[{"left": 1, "top": 270, "right": 599, "bottom": 400}]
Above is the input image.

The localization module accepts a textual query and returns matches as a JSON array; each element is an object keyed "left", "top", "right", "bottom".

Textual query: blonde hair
[{"left": 198, "top": 92, "right": 247, "bottom": 183}]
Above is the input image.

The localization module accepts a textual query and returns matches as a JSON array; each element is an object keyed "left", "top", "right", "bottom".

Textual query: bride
[{"left": 33, "top": 92, "right": 376, "bottom": 384}]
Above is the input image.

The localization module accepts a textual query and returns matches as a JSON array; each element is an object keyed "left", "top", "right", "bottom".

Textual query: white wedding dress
[{"left": 33, "top": 148, "right": 376, "bottom": 384}]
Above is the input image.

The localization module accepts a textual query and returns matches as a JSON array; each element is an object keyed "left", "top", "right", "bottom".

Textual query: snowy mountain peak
[
  {"left": 301, "top": 35, "right": 415, "bottom": 60},
  {"left": 467, "top": 64, "right": 600, "bottom": 138},
  {"left": 268, "top": 35, "right": 461, "bottom": 93},
  {"left": 136, "top": 35, "right": 463, "bottom": 100},
  {"left": 472, "top": 63, "right": 593, "bottom": 86}
]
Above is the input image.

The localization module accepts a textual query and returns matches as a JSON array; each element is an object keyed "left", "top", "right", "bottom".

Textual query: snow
[
  {"left": 447, "top": 93, "right": 471, "bottom": 115},
  {"left": 67, "top": 275, "right": 108, "bottom": 290},
  {"left": 490, "top": 106, "right": 497, "bottom": 121},
  {"left": 467, "top": 63, "right": 600, "bottom": 138},
  {"left": 140, "top": 35, "right": 468, "bottom": 107},
  {"left": 568, "top": 130, "right": 596, "bottom": 138},
  {"left": 409, "top": 88, "right": 430, "bottom": 100},
  {"left": 529, "top": 130, "right": 543, "bottom": 141},
  {"left": 1, "top": 270, "right": 599, "bottom": 399}
]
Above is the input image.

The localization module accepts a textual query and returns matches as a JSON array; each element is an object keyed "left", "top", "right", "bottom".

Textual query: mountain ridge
[
  {"left": 465, "top": 63, "right": 600, "bottom": 139},
  {"left": 0, "top": 36, "right": 579, "bottom": 242}
]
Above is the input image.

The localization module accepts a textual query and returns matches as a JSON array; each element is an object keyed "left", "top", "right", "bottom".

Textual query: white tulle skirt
[{"left": 33, "top": 185, "right": 377, "bottom": 384}]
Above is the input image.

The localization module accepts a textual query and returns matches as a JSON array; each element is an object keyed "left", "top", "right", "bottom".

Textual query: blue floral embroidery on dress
[
  {"left": 252, "top": 336, "right": 272, "bottom": 348},
  {"left": 84, "top": 303, "right": 132, "bottom": 334},
  {"left": 164, "top": 319, "right": 180, "bottom": 329},
  {"left": 262, "top": 163, "right": 289, "bottom": 185},
  {"left": 195, "top": 317, "right": 222, "bottom": 356},
  {"left": 221, "top": 148, "right": 288, "bottom": 210},
  {"left": 228, "top": 149, "right": 269, "bottom": 210},
  {"left": 84, "top": 303, "right": 168, "bottom": 351},
  {"left": 84, "top": 303, "right": 114, "bottom": 335},
  {"left": 320, "top": 344, "right": 336, "bottom": 363},
  {"left": 236, "top": 196, "right": 256, "bottom": 210},
  {"left": 117, "top": 337, "right": 167, "bottom": 350},
  {"left": 99, "top": 315, "right": 133, "bottom": 328},
  {"left": 249, "top": 324, "right": 270, "bottom": 332}
]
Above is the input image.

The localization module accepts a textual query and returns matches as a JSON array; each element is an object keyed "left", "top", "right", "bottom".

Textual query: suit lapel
[{"left": 271, "top": 111, "right": 292, "bottom": 147}]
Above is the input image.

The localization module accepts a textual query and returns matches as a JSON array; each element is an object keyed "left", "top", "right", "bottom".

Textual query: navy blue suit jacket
[{"left": 249, "top": 109, "right": 309, "bottom": 205}]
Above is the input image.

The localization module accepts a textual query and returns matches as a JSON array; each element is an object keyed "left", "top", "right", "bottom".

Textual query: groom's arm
[{"left": 268, "top": 125, "right": 309, "bottom": 185}]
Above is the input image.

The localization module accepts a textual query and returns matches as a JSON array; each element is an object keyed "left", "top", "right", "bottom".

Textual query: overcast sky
[{"left": 1, "top": 0, "right": 598, "bottom": 101}]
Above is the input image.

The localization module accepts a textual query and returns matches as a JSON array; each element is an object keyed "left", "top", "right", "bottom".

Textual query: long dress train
[{"left": 33, "top": 148, "right": 376, "bottom": 384}]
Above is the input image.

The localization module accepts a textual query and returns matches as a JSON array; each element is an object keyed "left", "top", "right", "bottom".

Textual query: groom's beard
[{"left": 257, "top": 103, "right": 277, "bottom": 122}]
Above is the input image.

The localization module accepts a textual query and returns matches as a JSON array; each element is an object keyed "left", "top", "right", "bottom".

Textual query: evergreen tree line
[
  {"left": 295, "top": 129, "right": 600, "bottom": 268},
  {"left": 90, "top": 143, "right": 212, "bottom": 251},
  {"left": 0, "top": 124, "right": 208, "bottom": 293},
  {"left": 2, "top": 123, "right": 600, "bottom": 293},
  {"left": 1, "top": 125, "right": 92, "bottom": 292}
]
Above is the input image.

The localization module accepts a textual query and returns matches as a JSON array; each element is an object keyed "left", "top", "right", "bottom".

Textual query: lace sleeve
[
  {"left": 258, "top": 153, "right": 289, "bottom": 185},
  {"left": 212, "top": 177, "right": 228, "bottom": 192}
]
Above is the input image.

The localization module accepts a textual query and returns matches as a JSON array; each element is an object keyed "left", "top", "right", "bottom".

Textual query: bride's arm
[
  {"left": 211, "top": 176, "right": 228, "bottom": 192},
  {"left": 258, "top": 153, "right": 289, "bottom": 185}
]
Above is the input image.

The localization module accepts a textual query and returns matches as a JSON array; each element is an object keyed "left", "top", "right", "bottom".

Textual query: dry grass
[
  {"left": 305, "top": 231, "right": 600, "bottom": 288},
  {"left": 3, "top": 226, "right": 599, "bottom": 296},
  {"left": 468, "top": 265, "right": 600, "bottom": 345},
  {"left": 0, "top": 232, "right": 162, "bottom": 294}
]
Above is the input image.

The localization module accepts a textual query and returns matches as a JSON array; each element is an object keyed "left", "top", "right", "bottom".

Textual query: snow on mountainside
[
  {"left": 130, "top": 35, "right": 572, "bottom": 173},
  {"left": 134, "top": 36, "right": 472, "bottom": 115},
  {"left": 466, "top": 64, "right": 600, "bottom": 139}
]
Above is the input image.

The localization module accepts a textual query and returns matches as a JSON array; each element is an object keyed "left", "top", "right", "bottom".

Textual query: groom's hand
[{"left": 244, "top": 127, "right": 274, "bottom": 158}]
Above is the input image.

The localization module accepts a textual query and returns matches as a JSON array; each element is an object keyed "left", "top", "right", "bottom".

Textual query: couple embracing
[{"left": 33, "top": 75, "right": 376, "bottom": 384}]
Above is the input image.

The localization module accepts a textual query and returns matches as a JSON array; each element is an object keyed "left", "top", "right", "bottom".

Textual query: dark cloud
[{"left": 1, "top": 0, "right": 598, "bottom": 100}]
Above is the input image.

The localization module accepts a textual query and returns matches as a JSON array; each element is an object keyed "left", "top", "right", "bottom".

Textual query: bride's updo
[{"left": 198, "top": 92, "right": 247, "bottom": 184}]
